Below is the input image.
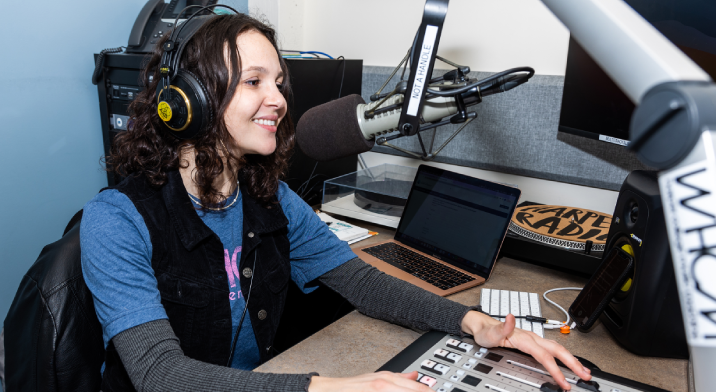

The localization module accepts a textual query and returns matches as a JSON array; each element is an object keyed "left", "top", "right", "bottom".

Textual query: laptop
[{"left": 354, "top": 165, "right": 521, "bottom": 296}]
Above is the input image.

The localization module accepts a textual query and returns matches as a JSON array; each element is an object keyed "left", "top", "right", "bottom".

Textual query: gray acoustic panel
[{"left": 361, "top": 66, "right": 652, "bottom": 191}]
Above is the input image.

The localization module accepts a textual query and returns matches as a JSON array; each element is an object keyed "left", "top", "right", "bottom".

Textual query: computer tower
[{"left": 600, "top": 170, "right": 688, "bottom": 359}]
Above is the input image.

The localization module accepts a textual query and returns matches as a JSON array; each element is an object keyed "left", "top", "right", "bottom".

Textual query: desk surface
[{"left": 256, "top": 219, "right": 688, "bottom": 392}]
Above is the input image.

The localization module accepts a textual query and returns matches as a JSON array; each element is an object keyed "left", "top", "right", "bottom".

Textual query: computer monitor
[{"left": 558, "top": 0, "right": 716, "bottom": 146}]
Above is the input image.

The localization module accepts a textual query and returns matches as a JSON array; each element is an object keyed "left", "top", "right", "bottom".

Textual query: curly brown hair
[{"left": 109, "top": 13, "right": 294, "bottom": 207}]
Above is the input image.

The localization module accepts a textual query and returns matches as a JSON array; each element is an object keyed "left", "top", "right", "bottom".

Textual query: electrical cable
[
  {"left": 300, "top": 51, "right": 333, "bottom": 59},
  {"left": 483, "top": 314, "right": 565, "bottom": 325},
  {"left": 282, "top": 54, "right": 319, "bottom": 58},
  {"left": 285, "top": 53, "right": 320, "bottom": 58},
  {"left": 92, "top": 46, "right": 125, "bottom": 85},
  {"left": 473, "top": 67, "right": 535, "bottom": 89},
  {"left": 358, "top": 154, "right": 369, "bottom": 171},
  {"left": 425, "top": 67, "right": 534, "bottom": 97},
  {"left": 300, "top": 177, "right": 330, "bottom": 205},
  {"left": 479, "top": 74, "right": 532, "bottom": 97},
  {"left": 297, "top": 162, "right": 318, "bottom": 198},
  {"left": 474, "top": 305, "right": 564, "bottom": 326},
  {"left": 280, "top": 50, "right": 334, "bottom": 59},
  {"left": 226, "top": 250, "right": 258, "bottom": 366},
  {"left": 542, "top": 287, "right": 582, "bottom": 328},
  {"left": 336, "top": 56, "right": 346, "bottom": 98}
]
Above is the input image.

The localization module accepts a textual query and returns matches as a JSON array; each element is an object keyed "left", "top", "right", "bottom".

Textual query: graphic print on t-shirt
[{"left": 224, "top": 246, "right": 243, "bottom": 300}]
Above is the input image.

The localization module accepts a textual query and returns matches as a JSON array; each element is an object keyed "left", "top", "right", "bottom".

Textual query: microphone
[
  {"left": 297, "top": 91, "right": 474, "bottom": 161},
  {"left": 295, "top": 94, "right": 375, "bottom": 162},
  {"left": 296, "top": 67, "right": 533, "bottom": 162}
]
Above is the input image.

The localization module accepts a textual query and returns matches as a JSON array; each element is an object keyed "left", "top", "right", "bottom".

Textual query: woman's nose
[{"left": 265, "top": 85, "right": 286, "bottom": 109}]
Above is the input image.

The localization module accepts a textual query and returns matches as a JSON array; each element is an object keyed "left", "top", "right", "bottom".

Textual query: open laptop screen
[{"left": 395, "top": 165, "right": 521, "bottom": 277}]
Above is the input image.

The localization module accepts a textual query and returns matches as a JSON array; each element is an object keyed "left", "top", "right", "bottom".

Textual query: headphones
[{"left": 155, "top": 5, "right": 241, "bottom": 139}]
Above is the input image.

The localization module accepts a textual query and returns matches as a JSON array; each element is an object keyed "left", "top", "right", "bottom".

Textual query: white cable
[{"left": 542, "top": 287, "right": 583, "bottom": 327}]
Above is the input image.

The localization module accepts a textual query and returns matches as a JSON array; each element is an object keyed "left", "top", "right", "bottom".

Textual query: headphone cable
[{"left": 226, "top": 249, "right": 258, "bottom": 366}]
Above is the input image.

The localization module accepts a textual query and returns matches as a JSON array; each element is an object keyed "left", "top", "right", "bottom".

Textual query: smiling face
[{"left": 223, "top": 29, "right": 287, "bottom": 157}]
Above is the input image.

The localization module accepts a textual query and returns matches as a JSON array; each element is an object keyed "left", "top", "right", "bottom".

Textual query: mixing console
[{"left": 378, "top": 331, "right": 668, "bottom": 392}]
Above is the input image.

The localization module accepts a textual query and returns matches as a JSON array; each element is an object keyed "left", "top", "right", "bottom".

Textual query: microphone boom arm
[
  {"left": 349, "top": 0, "right": 535, "bottom": 162},
  {"left": 397, "top": 0, "right": 450, "bottom": 137},
  {"left": 377, "top": 113, "right": 477, "bottom": 161}
]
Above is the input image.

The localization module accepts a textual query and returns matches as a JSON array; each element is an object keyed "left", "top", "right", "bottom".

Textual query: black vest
[{"left": 101, "top": 171, "right": 291, "bottom": 391}]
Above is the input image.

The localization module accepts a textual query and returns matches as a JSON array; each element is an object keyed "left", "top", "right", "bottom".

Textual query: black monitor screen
[
  {"left": 395, "top": 166, "right": 520, "bottom": 277},
  {"left": 558, "top": 0, "right": 716, "bottom": 146}
]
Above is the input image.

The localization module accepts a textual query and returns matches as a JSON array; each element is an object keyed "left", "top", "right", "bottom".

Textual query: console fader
[{"left": 378, "top": 331, "right": 669, "bottom": 392}]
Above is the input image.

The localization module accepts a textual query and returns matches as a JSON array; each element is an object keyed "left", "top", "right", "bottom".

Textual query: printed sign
[
  {"left": 659, "top": 157, "right": 716, "bottom": 346},
  {"left": 511, "top": 204, "right": 612, "bottom": 244},
  {"left": 599, "top": 134, "right": 630, "bottom": 146},
  {"left": 407, "top": 24, "right": 438, "bottom": 116}
]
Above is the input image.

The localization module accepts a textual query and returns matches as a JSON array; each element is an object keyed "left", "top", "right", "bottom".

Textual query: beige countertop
[{"left": 256, "top": 219, "right": 688, "bottom": 392}]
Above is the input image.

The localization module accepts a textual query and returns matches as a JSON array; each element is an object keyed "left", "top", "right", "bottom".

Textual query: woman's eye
[
  {"left": 276, "top": 82, "right": 284, "bottom": 89},
  {"left": 246, "top": 79, "right": 260, "bottom": 86}
]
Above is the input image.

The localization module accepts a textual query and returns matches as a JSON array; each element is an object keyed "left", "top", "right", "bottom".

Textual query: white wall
[
  {"left": 249, "top": 0, "right": 305, "bottom": 51},
  {"left": 301, "top": 0, "right": 570, "bottom": 75},
  {"left": 252, "top": 0, "right": 571, "bottom": 74}
]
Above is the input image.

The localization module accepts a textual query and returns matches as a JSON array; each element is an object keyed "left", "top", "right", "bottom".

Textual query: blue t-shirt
[{"left": 80, "top": 181, "right": 356, "bottom": 370}]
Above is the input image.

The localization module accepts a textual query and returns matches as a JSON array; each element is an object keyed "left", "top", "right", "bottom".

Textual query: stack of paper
[{"left": 316, "top": 211, "right": 374, "bottom": 244}]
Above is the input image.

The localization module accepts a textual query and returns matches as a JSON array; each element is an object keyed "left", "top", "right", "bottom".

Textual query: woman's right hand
[{"left": 308, "top": 371, "right": 434, "bottom": 392}]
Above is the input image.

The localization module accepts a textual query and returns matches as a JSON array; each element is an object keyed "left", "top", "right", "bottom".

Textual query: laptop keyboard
[{"left": 362, "top": 242, "right": 476, "bottom": 290}]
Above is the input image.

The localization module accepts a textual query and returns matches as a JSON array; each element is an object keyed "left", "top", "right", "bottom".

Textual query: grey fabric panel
[{"left": 361, "top": 66, "right": 652, "bottom": 191}]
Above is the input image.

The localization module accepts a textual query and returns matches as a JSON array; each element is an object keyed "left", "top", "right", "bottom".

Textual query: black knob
[
  {"left": 540, "top": 382, "right": 564, "bottom": 392},
  {"left": 576, "top": 379, "right": 600, "bottom": 392}
]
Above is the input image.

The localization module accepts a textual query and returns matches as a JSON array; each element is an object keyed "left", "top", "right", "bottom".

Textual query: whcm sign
[{"left": 659, "top": 141, "right": 716, "bottom": 347}]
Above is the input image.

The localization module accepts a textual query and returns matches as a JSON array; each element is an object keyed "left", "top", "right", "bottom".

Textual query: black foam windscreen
[{"left": 296, "top": 94, "right": 374, "bottom": 161}]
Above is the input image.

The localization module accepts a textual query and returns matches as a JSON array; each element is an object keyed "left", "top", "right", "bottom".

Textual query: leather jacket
[{"left": 3, "top": 210, "right": 105, "bottom": 391}]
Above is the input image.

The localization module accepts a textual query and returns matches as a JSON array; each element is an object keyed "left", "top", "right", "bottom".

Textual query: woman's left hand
[{"left": 461, "top": 311, "right": 591, "bottom": 391}]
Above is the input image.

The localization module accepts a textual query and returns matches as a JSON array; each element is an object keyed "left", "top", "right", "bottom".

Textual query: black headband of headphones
[{"left": 160, "top": 4, "right": 242, "bottom": 81}]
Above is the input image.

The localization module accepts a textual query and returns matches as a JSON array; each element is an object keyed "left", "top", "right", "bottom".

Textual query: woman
[{"left": 81, "top": 12, "right": 590, "bottom": 392}]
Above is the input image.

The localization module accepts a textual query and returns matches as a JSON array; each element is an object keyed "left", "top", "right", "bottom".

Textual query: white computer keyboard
[{"left": 480, "top": 288, "right": 544, "bottom": 338}]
